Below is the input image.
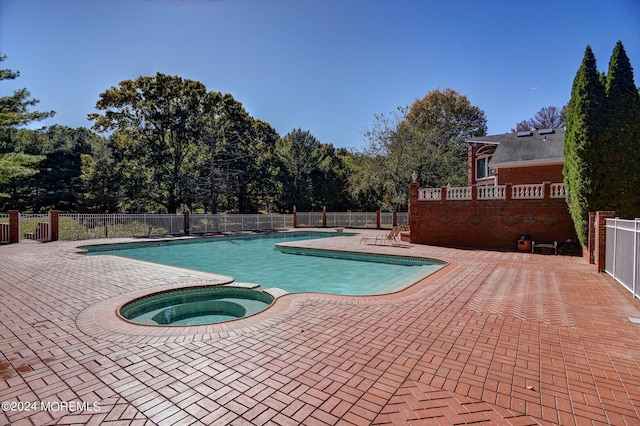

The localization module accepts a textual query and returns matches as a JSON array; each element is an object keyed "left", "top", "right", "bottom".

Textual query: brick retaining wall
[{"left": 409, "top": 182, "right": 577, "bottom": 251}]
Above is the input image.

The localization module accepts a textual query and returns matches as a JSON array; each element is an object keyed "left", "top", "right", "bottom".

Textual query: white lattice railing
[
  {"left": 477, "top": 185, "right": 506, "bottom": 200},
  {"left": 512, "top": 184, "right": 544, "bottom": 199},
  {"left": 447, "top": 187, "right": 472, "bottom": 200},
  {"left": 550, "top": 183, "right": 566, "bottom": 198}
]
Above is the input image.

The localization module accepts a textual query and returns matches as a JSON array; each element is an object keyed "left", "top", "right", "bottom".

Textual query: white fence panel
[
  {"left": 605, "top": 218, "right": 639, "bottom": 299},
  {"left": 0, "top": 213, "right": 9, "bottom": 243},
  {"left": 20, "top": 213, "right": 50, "bottom": 241},
  {"left": 380, "top": 211, "right": 394, "bottom": 228},
  {"left": 396, "top": 212, "right": 409, "bottom": 226},
  {"left": 296, "top": 212, "right": 324, "bottom": 227}
]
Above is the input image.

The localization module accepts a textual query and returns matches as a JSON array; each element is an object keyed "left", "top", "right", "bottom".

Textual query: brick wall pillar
[
  {"left": 9, "top": 210, "right": 19, "bottom": 243},
  {"left": 392, "top": 210, "right": 398, "bottom": 227},
  {"left": 49, "top": 210, "right": 59, "bottom": 241},
  {"left": 376, "top": 210, "right": 381, "bottom": 229},
  {"left": 543, "top": 182, "right": 551, "bottom": 200},
  {"left": 594, "top": 211, "right": 616, "bottom": 272}
]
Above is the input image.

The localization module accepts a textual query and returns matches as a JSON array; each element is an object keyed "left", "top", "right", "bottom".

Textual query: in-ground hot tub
[{"left": 119, "top": 286, "right": 274, "bottom": 326}]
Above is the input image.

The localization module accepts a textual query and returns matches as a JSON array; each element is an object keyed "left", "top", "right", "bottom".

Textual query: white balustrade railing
[
  {"left": 512, "top": 184, "right": 544, "bottom": 199},
  {"left": 477, "top": 185, "right": 506, "bottom": 200},
  {"left": 418, "top": 188, "right": 442, "bottom": 201},
  {"left": 418, "top": 182, "right": 564, "bottom": 201},
  {"left": 550, "top": 183, "right": 566, "bottom": 198},
  {"left": 447, "top": 187, "right": 472, "bottom": 200}
]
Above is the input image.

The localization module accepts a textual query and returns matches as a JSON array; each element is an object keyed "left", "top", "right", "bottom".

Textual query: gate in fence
[
  {"left": 605, "top": 218, "right": 640, "bottom": 299},
  {"left": 0, "top": 211, "right": 54, "bottom": 243}
]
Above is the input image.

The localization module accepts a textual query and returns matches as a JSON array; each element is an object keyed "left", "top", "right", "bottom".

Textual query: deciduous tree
[
  {"left": 358, "top": 88, "right": 487, "bottom": 210},
  {"left": 89, "top": 73, "right": 210, "bottom": 213},
  {"left": 512, "top": 105, "right": 566, "bottom": 132}
]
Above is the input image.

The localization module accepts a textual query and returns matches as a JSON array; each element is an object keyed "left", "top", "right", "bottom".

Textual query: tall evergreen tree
[
  {"left": 604, "top": 41, "right": 640, "bottom": 218},
  {"left": 0, "top": 55, "right": 54, "bottom": 185},
  {"left": 563, "top": 45, "right": 606, "bottom": 245}
]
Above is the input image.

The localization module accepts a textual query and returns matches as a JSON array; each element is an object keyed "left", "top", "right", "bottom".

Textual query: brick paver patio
[{"left": 1, "top": 230, "right": 639, "bottom": 425}]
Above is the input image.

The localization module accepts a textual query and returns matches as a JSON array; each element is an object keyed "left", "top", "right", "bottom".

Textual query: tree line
[{"left": 0, "top": 58, "right": 489, "bottom": 214}]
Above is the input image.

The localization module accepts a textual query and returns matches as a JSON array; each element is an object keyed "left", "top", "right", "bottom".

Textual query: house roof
[{"left": 467, "top": 128, "right": 565, "bottom": 168}]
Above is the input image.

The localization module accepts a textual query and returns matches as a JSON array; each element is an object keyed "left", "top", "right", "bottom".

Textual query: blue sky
[{"left": 1, "top": 0, "right": 639, "bottom": 150}]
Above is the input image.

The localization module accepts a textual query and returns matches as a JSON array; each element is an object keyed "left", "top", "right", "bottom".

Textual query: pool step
[
  {"left": 264, "top": 288, "right": 288, "bottom": 298},
  {"left": 224, "top": 282, "right": 261, "bottom": 289}
]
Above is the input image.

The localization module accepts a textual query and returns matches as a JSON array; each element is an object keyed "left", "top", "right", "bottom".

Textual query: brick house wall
[
  {"left": 409, "top": 182, "right": 576, "bottom": 251},
  {"left": 495, "top": 164, "right": 564, "bottom": 186}
]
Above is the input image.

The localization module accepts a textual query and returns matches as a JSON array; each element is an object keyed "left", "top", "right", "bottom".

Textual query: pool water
[{"left": 86, "top": 232, "right": 444, "bottom": 295}]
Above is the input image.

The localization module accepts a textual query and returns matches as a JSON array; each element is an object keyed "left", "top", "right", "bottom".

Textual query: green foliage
[
  {"left": 564, "top": 45, "right": 606, "bottom": 244},
  {"left": 564, "top": 41, "right": 640, "bottom": 244},
  {"left": 603, "top": 41, "right": 640, "bottom": 218},
  {"left": 357, "top": 89, "right": 487, "bottom": 210},
  {"left": 275, "top": 128, "right": 352, "bottom": 212},
  {"left": 90, "top": 73, "right": 211, "bottom": 213},
  {"left": 2, "top": 61, "right": 495, "bottom": 214},
  {"left": 0, "top": 55, "right": 54, "bottom": 185},
  {"left": 0, "top": 126, "right": 96, "bottom": 212}
]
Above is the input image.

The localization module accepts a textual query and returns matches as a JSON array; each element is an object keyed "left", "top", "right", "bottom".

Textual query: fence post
[
  {"left": 49, "top": 210, "right": 59, "bottom": 241},
  {"left": 322, "top": 207, "right": 327, "bottom": 228},
  {"left": 633, "top": 218, "right": 638, "bottom": 298},
  {"left": 393, "top": 210, "right": 398, "bottom": 227},
  {"left": 183, "top": 210, "right": 190, "bottom": 235},
  {"left": 376, "top": 210, "right": 381, "bottom": 229},
  {"left": 596, "top": 211, "right": 616, "bottom": 272},
  {"left": 9, "top": 210, "right": 19, "bottom": 243},
  {"left": 293, "top": 207, "right": 297, "bottom": 228}
]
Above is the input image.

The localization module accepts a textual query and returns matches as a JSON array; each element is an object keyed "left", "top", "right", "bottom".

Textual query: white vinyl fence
[
  {"left": 296, "top": 211, "right": 407, "bottom": 229},
  {"left": 9, "top": 211, "right": 405, "bottom": 241},
  {"left": 58, "top": 213, "right": 294, "bottom": 240},
  {"left": 0, "top": 213, "right": 9, "bottom": 243},
  {"left": 605, "top": 218, "right": 640, "bottom": 299},
  {"left": 189, "top": 214, "right": 293, "bottom": 234},
  {"left": 59, "top": 214, "right": 184, "bottom": 240}
]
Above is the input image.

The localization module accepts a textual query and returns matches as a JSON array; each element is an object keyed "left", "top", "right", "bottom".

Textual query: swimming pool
[{"left": 85, "top": 232, "right": 444, "bottom": 295}]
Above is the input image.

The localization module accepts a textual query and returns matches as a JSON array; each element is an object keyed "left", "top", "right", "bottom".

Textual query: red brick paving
[{"left": 1, "top": 232, "right": 640, "bottom": 425}]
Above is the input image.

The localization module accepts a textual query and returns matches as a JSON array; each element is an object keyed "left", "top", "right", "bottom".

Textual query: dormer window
[{"left": 475, "top": 145, "right": 495, "bottom": 180}]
